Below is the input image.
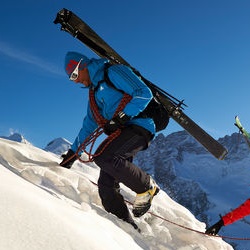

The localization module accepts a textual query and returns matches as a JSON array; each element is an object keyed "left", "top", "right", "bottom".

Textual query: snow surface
[{"left": 0, "top": 138, "right": 232, "bottom": 250}]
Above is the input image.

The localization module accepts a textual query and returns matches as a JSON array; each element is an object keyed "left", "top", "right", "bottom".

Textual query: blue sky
[{"left": 0, "top": 0, "right": 249, "bottom": 149}]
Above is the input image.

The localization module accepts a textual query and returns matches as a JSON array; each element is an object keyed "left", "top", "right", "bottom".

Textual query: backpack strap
[
  {"left": 97, "top": 63, "right": 124, "bottom": 94},
  {"left": 100, "top": 63, "right": 149, "bottom": 119},
  {"left": 90, "top": 63, "right": 132, "bottom": 127}
]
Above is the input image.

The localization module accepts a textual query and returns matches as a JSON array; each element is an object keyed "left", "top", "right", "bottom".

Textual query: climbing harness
[{"left": 75, "top": 87, "right": 132, "bottom": 162}]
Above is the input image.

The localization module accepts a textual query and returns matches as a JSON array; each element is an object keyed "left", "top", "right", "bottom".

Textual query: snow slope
[{"left": 0, "top": 138, "right": 232, "bottom": 250}]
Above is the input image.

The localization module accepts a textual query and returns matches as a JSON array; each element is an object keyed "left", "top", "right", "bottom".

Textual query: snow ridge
[{"left": 0, "top": 138, "right": 232, "bottom": 250}]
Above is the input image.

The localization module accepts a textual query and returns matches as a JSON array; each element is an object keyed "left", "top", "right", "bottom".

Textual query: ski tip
[
  {"left": 234, "top": 116, "right": 241, "bottom": 128},
  {"left": 218, "top": 150, "right": 228, "bottom": 160}
]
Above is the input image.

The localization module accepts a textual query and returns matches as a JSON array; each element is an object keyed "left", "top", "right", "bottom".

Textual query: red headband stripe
[{"left": 66, "top": 60, "right": 78, "bottom": 75}]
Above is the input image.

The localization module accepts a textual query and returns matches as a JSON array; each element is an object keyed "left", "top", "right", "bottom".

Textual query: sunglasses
[{"left": 69, "top": 58, "right": 83, "bottom": 81}]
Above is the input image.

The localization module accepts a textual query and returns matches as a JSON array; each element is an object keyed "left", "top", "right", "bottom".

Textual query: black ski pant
[{"left": 93, "top": 125, "right": 153, "bottom": 221}]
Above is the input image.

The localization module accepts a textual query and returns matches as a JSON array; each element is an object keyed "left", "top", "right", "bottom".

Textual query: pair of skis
[{"left": 54, "top": 8, "right": 228, "bottom": 160}]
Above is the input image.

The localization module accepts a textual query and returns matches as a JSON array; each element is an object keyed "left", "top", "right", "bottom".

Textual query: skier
[
  {"left": 205, "top": 199, "right": 250, "bottom": 235},
  {"left": 59, "top": 51, "right": 160, "bottom": 229}
]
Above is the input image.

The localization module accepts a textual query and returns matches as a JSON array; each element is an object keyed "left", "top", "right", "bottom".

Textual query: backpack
[{"left": 100, "top": 63, "right": 169, "bottom": 132}]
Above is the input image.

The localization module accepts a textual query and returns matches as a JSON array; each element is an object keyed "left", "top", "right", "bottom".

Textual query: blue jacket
[{"left": 71, "top": 58, "right": 155, "bottom": 152}]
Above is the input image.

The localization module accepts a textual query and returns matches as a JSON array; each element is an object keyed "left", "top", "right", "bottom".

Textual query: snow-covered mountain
[
  {"left": 135, "top": 131, "right": 250, "bottom": 250},
  {"left": 0, "top": 133, "right": 71, "bottom": 155},
  {"left": 1, "top": 130, "right": 250, "bottom": 249},
  {"left": 44, "top": 137, "right": 71, "bottom": 155},
  {"left": 0, "top": 132, "right": 31, "bottom": 144},
  {"left": 0, "top": 137, "right": 232, "bottom": 250}
]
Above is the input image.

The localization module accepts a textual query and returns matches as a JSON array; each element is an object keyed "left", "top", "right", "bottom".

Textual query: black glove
[
  {"left": 103, "top": 111, "right": 130, "bottom": 135},
  {"left": 59, "top": 149, "right": 77, "bottom": 169},
  {"left": 205, "top": 219, "right": 224, "bottom": 235}
]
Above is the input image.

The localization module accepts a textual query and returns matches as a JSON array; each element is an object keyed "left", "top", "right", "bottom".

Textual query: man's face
[
  {"left": 68, "top": 58, "right": 91, "bottom": 87},
  {"left": 73, "top": 68, "right": 91, "bottom": 87}
]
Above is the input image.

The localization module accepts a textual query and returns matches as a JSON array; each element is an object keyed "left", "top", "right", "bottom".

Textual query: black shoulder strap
[{"left": 97, "top": 63, "right": 124, "bottom": 94}]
